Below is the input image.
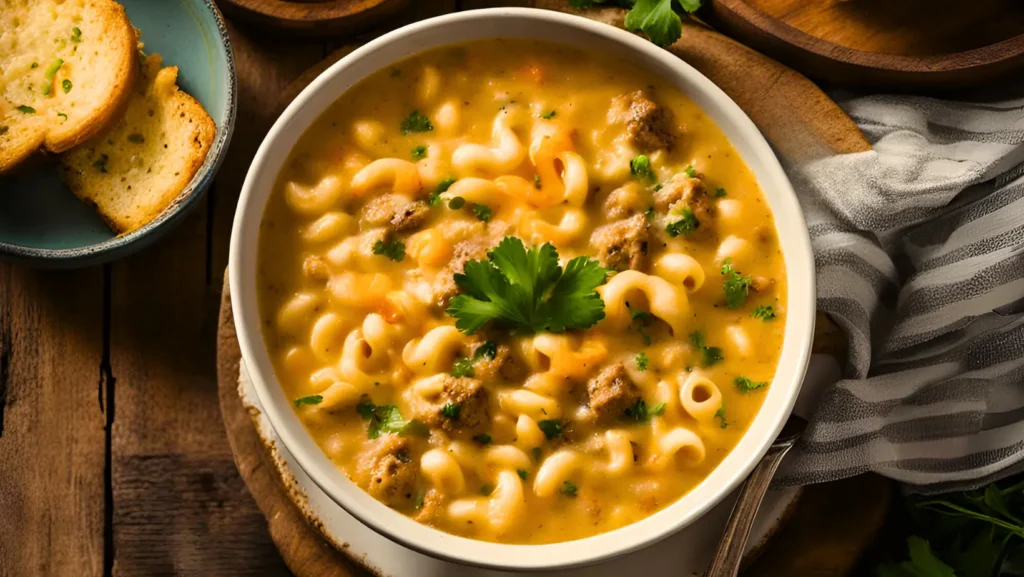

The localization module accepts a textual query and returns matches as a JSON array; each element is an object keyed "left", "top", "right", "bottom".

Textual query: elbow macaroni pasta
[{"left": 257, "top": 39, "right": 787, "bottom": 544}]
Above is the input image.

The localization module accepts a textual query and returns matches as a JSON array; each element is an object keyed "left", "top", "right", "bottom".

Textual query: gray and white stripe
[{"left": 778, "top": 93, "right": 1024, "bottom": 491}]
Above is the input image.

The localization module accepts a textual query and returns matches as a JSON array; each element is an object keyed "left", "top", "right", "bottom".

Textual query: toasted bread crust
[{"left": 0, "top": 0, "right": 138, "bottom": 174}]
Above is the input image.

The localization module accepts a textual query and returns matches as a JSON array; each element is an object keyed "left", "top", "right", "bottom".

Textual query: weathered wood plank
[
  {"left": 0, "top": 266, "right": 106, "bottom": 577},
  {"left": 106, "top": 21, "right": 325, "bottom": 577}
]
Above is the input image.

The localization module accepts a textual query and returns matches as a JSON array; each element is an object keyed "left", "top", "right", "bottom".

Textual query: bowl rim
[
  {"left": 0, "top": 0, "right": 237, "bottom": 268},
  {"left": 230, "top": 7, "right": 815, "bottom": 571}
]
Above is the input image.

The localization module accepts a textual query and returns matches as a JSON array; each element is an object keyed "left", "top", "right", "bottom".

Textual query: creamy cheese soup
[{"left": 257, "top": 38, "right": 786, "bottom": 544}]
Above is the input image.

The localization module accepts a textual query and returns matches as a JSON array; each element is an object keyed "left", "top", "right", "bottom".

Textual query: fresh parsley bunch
[
  {"left": 569, "top": 0, "right": 702, "bottom": 47},
  {"left": 877, "top": 475, "right": 1024, "bottom": 577},
  {"left": 445, "top": 236, "right": 608, "bottom": 335}
]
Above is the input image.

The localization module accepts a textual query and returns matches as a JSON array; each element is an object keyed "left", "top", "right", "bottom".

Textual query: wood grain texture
[
  {"left": 534, "top": 0, "right": 870, "bottom": 161},
  {"left": 216, "top": 0, "right": 409, "bottom": 36},
  {"left": 0, "top": 267, "right": 106, "bottom": 577},
  {"left": 705, "top": 0, "right": 1024, "bottom": 89}
]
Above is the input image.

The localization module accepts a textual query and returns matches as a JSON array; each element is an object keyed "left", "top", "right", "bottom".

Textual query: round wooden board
[
  {"left": 216, "top": 4, "right": 889, "bottom": 575},
  {"left": 704, "top": 0, "right": 1024, "bottom": 90},
  {"left": 215, "top": 0, "right": 408, "bottom": 36}
]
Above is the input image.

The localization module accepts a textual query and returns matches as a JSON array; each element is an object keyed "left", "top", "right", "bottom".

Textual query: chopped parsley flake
[
  {"left": 16, "top": 105, "right": 35, "bottom": 114},
  {"left": 445, "top": 237, "right": 608, "bottom": 335},
  {"left": 447, "top": 196, "right": 466, "bottom": 210},
  {"left": 715, "top": 404, "right": 728, "bottom": 429},
  {"left": 684, "top": 165, "right": 697, "bottom": 178},
  {"left": 62, "top": 79, "right": 72, "bottom": 93},
  {"left": 636, "top": 352, "right": 649, "bottom": 371},
  {"left": 559, "top": 481, "right": 578, "bottom": 498},
  {"left": 441, "top": 403, "right": 461, "bottom": 420},
  {"left": 533, "top": 174, "right": 542, "bottom": 189},
  {"left": 472, "top": 433, "right": 493, "bottom": 445},
  {"left": 471, "top": 203, "right": 493, "bottom": 222},
  {"left": 540, "top": 110, "right": 557, "bottom": 119},
  {"left": 474, "top": 340, "right": 498, "bottom": 360},
  {"left": 451, "top": 357, "right": 474, "bottom": 378},
  {"left": 93, "top": 153, "right": 109, "bottom": 173},
  {"left": 538, "top": 419, "right": 563, "bottom": 440},
  {"left": 400, "top": 110, "right": 433, "bottom": 135},
  {"left": 690, "top": 331, "right": 724, "bottom": 367},
  {"left": 356, "top": 399, "right": 429, "bottom": 439},
  {"left": 665, "top": 208, "right": 700, "bottom": 237},
  {"left": 517, "top": 469, "right": 528, "bottom": 480},
  {"left": 429, "top": 177, "right": 456, "bottom": 206},
  {"left": 721, "top": 258, "right": 754, "bottom": 309},
  {"left": 645, "top": 206, "right": 655, "bottom": 220},
  {"left": 42, "top": 59, "right": 63, "bottom": 95},
  {"left": 372, "top": 239, "right": 405, "bottom": 262},
  {"left": 715, "top": 187, "right": 727, "bottom": 198},
  {"left": 630, "top": 154, "right": 655, "bottom": 182},
  {"left": 56, "top": 112, "right": 67, "bottom": 120},
  {"left": 735, "top": 376, "right": 768, "bottom": 392},
  {"left": 752, "top": 305, "right": 776, "bottom": 321},
  {"left": 71, "top": 27, "right": 82, "bottom": 42},
  {"left": 411, "top": 145, "right": 427, "bottom": 160},
  {"left": 293, "top": 395, "right": 323, "bottom": 407},
  {"left": 30, "top": 62, "right": 38, "bottom": 69}
]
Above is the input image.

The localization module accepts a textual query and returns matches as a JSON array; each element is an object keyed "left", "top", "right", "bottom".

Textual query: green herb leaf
[
  {"left": 448, "top": 196, "right": 466, "bottom": 210},
  {"left": 630, "top": 154, "right": 655, "bottom": 182},
  {"left": 714, "top": 404, "right": 728, "bottom": 429},
  {"left": 472, "top": 203, "right": 493, "bottom": 222},
  {"left": 293, "top": 395, "right": 323, "bottom": 407},
  {"left": 400, "top": 110, "right": 433, "bottom": 135},
  {"left": 446, "top": 237, "right": 607, "bottom": 335},
  {"left": 735, "top": 376, "right": 767, "bottom": 392},
  {"left": 71, "top": 27, "right": 82, "bottom": 42},
  {"left": 715, "top": 187, "right": 727, "bottom": 198},
  {"left": 721, "top": 258, "right": 754, "bottom": 309},
  {"left": 683, "top": 165, "right": 697, "bottom": 178},
  {"left": 16, "top": 105, "right": 35, "bottom": 114},
  {"left": 356, "top": 396, "right": 376, "bottom": 420},
  {"left": 451, "top": 357, "right": 474, "bottom": 378},
  {"left": 429, "top": 177, "right": 456, "bottom": 206},
  {"left": 625, "top": 0, "right": 683, "bottom": 47},
  {"left": 665, "top": 208, "right": 700, "bottom": 237},
  {"left": 533, "top": 174, "right": 542, "bottom": 189},
  {"left": 30, "top": 62, "right": 38, "bottom": 69},
  {"left": 372, "top": 239, "right": 405, "bottom": 262},
  {"left": 517, "top": 469, "right": 528, "bottom": 480},
  {"left": 559, "top": 481, "right": 578, "bottom": 498},
  {"left": 540, "top": 110, "right": 557, "bottom": 119},
  {"left": 42, "top": 58, "right": 63, "bottom": 95},
  {"left": 636, "top": 352, "right": 649, "bottom": 371},
  {"left": 411, "top": 145, "right": 427, "bottom": 160},
  {"left": 752, "top": 305, "right": 776, "bottom": 321},
  {"left": 474, "top": 340, "right": 498, "bottom": 360},
  {"left": 56, "top": 112, "right": 67, "bottom": 121},
  {"left": 441, "top": 403, "right": 461, "bottom": 420},
  {"left": 358, "top": 403, "right": 429, "bottom": 439},
  {"left": 538, "top": 419, "right": 563, "bottom": 440},
  {"left": 472, "top": 433, "right": 493, "bottom": 445},
  {"left": 690, "top": 331, "right": 724, "bottom": 367}
]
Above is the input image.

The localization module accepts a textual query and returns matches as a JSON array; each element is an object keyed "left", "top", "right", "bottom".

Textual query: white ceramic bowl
[{"left": 230, "top": 7, "right": 815, "bottom": 571}]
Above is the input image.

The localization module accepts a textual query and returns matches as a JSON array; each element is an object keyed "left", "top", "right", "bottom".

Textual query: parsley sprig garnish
[
  {"left": 445, "top": 237, "right": 608, "bottom": 335},
  {"left": 356, "top": 396, "right": 429, "bottom": 439},
  {"left": 400, "top": 110, "right": 433, "bottom": 135},
  {"left": 690, "top": 331, "right": 723, "bottom": 367},
  {"left": 752, "top": 305, "right": 776, "bottom": 321},
  {"left": 372, "top": 239, "right": 405, "bottom": 262},
  {"left": 734, "top": 376, "right": 767, "bottom": 392},
  {"left": 569, "top": 0, "right": 702, "bottom": 47}
]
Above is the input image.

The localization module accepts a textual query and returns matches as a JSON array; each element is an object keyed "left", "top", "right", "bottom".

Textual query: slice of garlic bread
[
  {"left": 59, "top": 54, "right": 216, "bottom": 235},
  {"left": 0, "top": 0, "right": 138, "bottom": 173}
]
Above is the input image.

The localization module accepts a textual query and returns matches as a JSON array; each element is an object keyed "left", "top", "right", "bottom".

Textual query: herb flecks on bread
[
  {"left": 0, "top": 0, "right": 138, "bottom": 173},
  {"left": 59, "top": 54, "right": 216, "bottom": 235}
]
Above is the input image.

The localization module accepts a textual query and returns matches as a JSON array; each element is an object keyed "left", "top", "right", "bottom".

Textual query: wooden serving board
[
  {"left": 216, "top": 0, "right": 409, "bottom": 36},
  {"left": 213, "top": 3, "right": 889, "bottom": 575},
  {"left": 705, "top": 0, "right": 1024, "bottom": 90}
]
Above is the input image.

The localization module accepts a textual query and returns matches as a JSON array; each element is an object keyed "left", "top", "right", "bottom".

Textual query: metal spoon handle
[{"left": 705, "top": 441, "right": 796, "bottom": 577}]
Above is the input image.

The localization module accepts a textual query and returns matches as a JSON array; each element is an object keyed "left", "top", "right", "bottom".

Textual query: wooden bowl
[
  {"left": 215, "top": 0, "right": 408, "bottom": 36},
  {"left": 705, "top": 0, "right": 1024, "bottom": 90}
]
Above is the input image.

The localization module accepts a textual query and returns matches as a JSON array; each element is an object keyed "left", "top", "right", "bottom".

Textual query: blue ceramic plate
[{"left": 0, "top": 0, "right": 236, "bottom": 267}]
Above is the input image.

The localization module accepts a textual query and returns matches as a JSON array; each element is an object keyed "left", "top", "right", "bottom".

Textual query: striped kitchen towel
[{"left": 778, "top": 93, "right": 1024, "bottom": 492}]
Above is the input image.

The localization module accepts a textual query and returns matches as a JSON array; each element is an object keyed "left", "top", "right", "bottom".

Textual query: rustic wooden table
[{"left": 0, "top": 1, "right": 883, "bottom": 576}]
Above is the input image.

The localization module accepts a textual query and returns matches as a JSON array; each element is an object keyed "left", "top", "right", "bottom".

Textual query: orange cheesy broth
[{"left": 256, "top": 38, "right": 786, "bottom": 544}]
